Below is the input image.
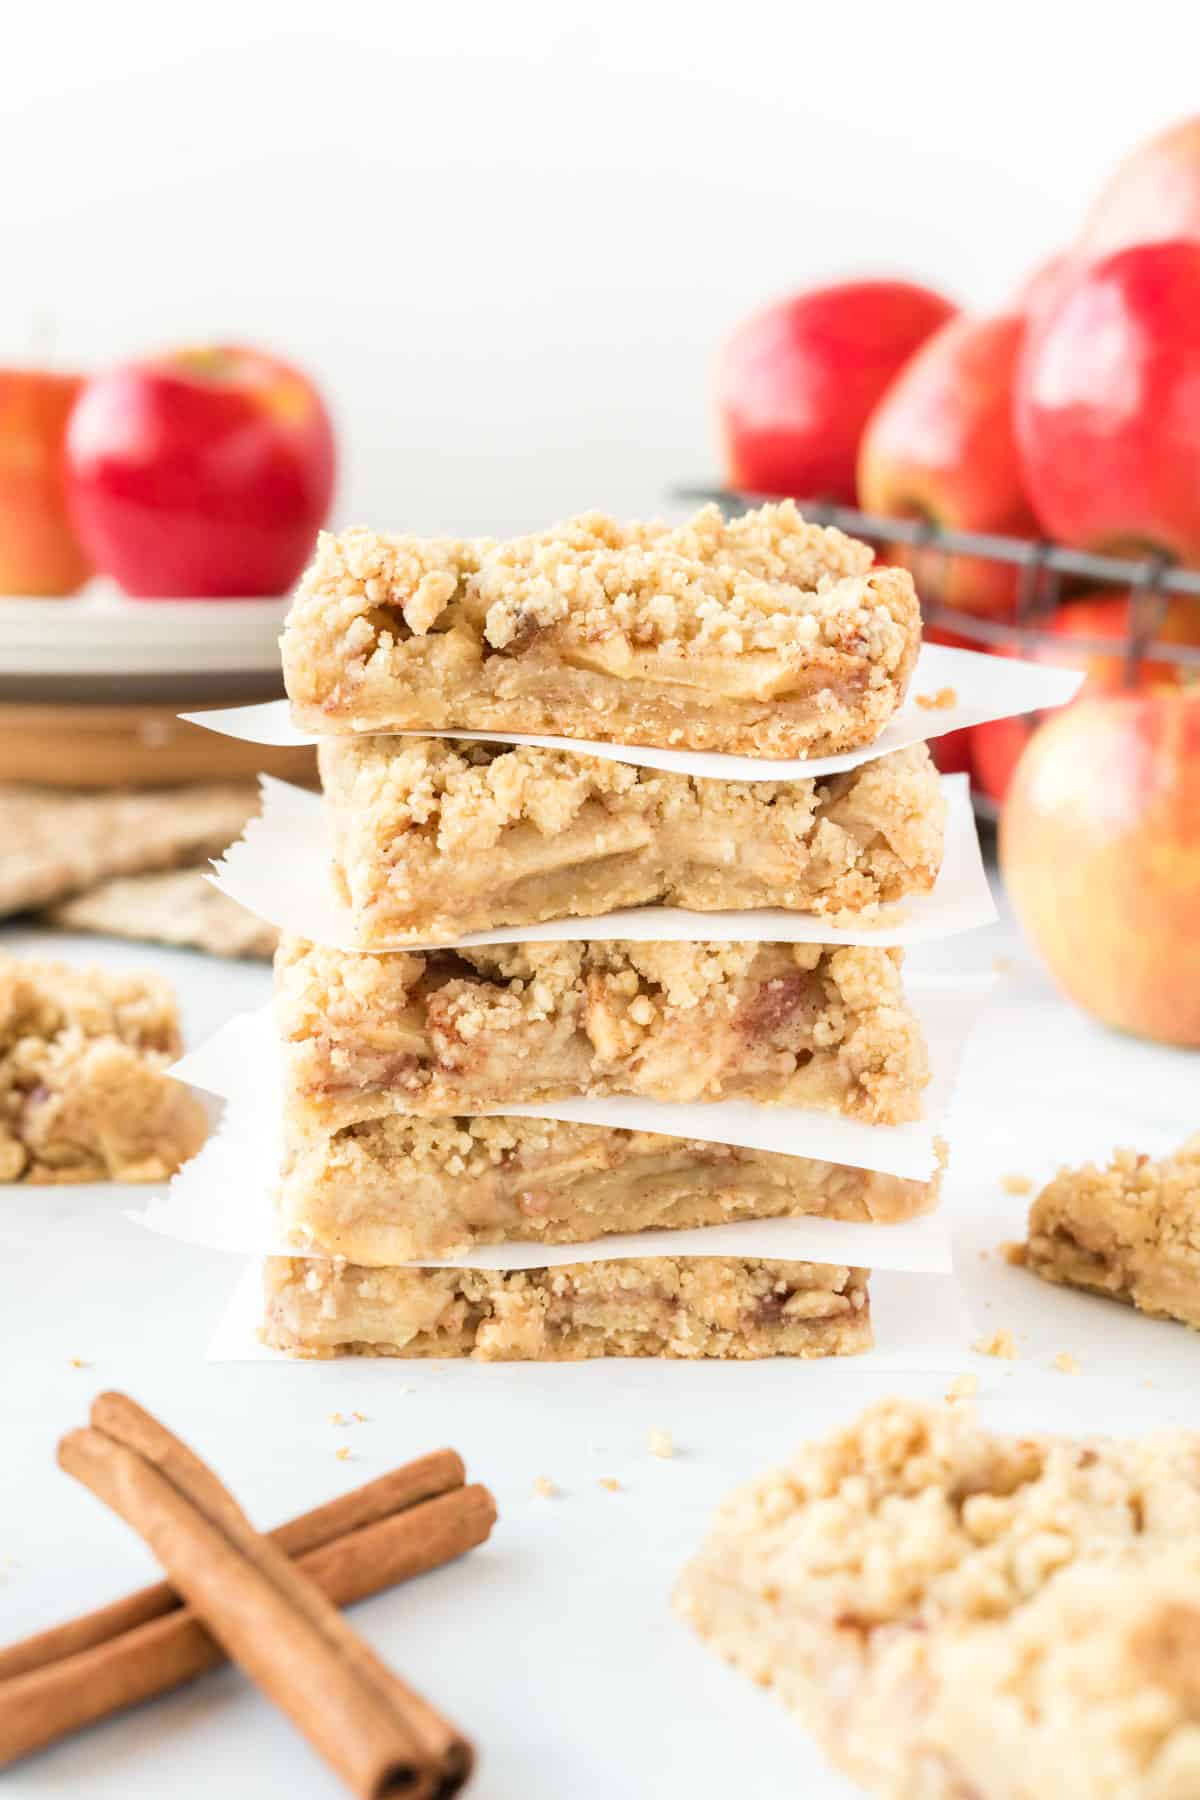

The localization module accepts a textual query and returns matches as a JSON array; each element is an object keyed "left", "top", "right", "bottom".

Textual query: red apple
[
  {"left": 65, "top": 345, "right": 336, "bottom": 598},
  {"left": 1081, "top": 115, "right": 1200, "bottom": 258},
  {"left": 858, "top": 313, "right": 1038, "bottom": 619},
  {"left": 1001, "top": 689, "right": 1200, "bottom": 1046},
  {"left": 1014, "top": 241, "right": 1200, "bottom": 566},
  {"left": 0, "top": 369, "right": 93, "bottom": 595},
  {"left": 718, "top": 280, "right": 957, "bottom": 504},
  {"left": 971, "top": 592, "right": 1199, "bottom": 808}
]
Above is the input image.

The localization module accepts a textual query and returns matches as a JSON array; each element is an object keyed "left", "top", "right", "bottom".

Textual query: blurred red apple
[
  {"left": 718, "top": 280, "right": 957, "bottom": 504},
  {"left": 65, "top": 345, "right": 336, "bottom": 598},
  {"left": 1001, "top": 689, "right": 1200, "bottom": 1046},
  {"left": 858, "top": 313, "right": 1038, "bottom": 619},
  {"left": 1081, "top": 115, "right": 1200, "bottom": 257},
  {"left": 1015, "top": 241, "right": 1200, "bottom": 567},
  {"left": 971, "top": 592, "right": 1199, "bottom": 807},
  {"left": 0, "top": 369, "right": 93, "bottom": 595}
]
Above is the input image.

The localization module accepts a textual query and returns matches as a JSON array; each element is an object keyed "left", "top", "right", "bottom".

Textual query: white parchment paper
[
  {"left": 209, "top": 772, "right": 994, "bottom": 950},
  {"left": 207, "top": 1258, "right": 975, "bottom": 1368},
  {"left": 183, "top": 642, "right": 1083, "bottom": 778}
]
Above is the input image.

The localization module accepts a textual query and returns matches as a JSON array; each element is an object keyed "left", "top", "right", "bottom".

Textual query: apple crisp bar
[
  {"left": 677, "top": 1397, "right": 1200, "bottom": 1798},
  {"left": 1025, "top": 1134, "right": 1200, "bottom": 1330},
  {"left": 262, "top": 1256, "right": 872, "bottom": 1361},
  {"left": 319, "top": 735, "right": 945, "bottom": 947},
  {"left": 281, "top": 502, "right": 921, "bottom": 756},
  {"left": 280, "top": 1114, "right": 946, "bottom": 1263},
  {"left": 0, "top": 954, "right": 209, "bottom": 1182},
  {"left": 276, "top": 938, "right": 929, "bottom": 1130}
]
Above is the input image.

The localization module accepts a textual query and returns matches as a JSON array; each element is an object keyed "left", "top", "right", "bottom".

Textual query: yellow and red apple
[
  {"left": 858, "top": 312, "right": 1038, "bottom": 619},
  {"left": 718, "top": 280, "right": 957, "bottom": 504},
  {"left": 0, "top": 368, "right": 93, "bottom": 596},
  {"left": 1001, "top": 690, "right": 1200, "bottom": 1047}
]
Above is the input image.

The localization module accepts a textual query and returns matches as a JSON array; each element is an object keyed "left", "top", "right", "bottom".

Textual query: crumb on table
[
  {"left": 599, "top": 1477, "right": 622, "bottom": 1493},
  {"left": 1000, "top": 1241, "right": 1027, "bottom": 1266},
  {"left": 335, "top": 1446, "right": 350, "bottom": 1461},
  {"left": 532, "top": 1474, "right": 556, "bottom": 1499},
  {"left": 972, "top": 1327, "right": 1019, "bottom": 1360},
  {"left": 945, "top": 1373, "right": 979, "bottom": 1402},
  {"left": 1002, "top": 1174, "right": 1033, "bottom": 1197},
  {"left": 915, "top": 686, "right": 958, "bottom": 711},
  {"left": 1053, "top": 1351, "right": 1081, "bottom": 1375},
  {"left": 648, "top": 1427, "right": 675, "bottom": 1459}
]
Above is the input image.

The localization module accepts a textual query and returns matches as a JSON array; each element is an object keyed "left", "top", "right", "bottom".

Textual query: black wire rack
[{"left": 679, "top": 488, "right": 1200, "bottom": 681}]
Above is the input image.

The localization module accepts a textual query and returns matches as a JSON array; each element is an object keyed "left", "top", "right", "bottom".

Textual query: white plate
[{"left": 0, "top": 582, "right": 290, "bottom": 677}]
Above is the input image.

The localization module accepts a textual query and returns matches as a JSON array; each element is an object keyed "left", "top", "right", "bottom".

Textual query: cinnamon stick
[
  {"left": 0, "top": 1483, "right": 495, "bottom": 1770},
  {"left": 0, "top": 1447, "right": 465, "bottom": 1683},
  {"left": 53, "top": 1395, "right": 476, "bottom": 1798}
]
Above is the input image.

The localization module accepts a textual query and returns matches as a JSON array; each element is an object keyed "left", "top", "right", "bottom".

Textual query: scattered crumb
[
  {"left": 335, "top": 1446, "right": 351, "bottom": 1462},
  {"left": 1053, "top": 1351, "right": 1081, "bottom": 1376},
  {"left": 599, "top": 1478, "right": 622, "bottom": 1493},
  {"left": 945, "top": 1373, "right": 979, "bottom": 1402},
  {"left": 916, "top": 686, "right": 958, "bottom": 710},
  {"left": 992, "top": 955, "right": 1013, "bottom": 975},
  {"left": 68, "top": 1356, "right": 88, "bottom": 1369},
  {"left": 532, "top": 1475, "right": 556, "bottom": 1498},
  {"left": 1000, "top": 1241, "right": 1027, "bottom": 1266},
  {"left": 1144, "top": 1379, "right": 1156, "bottom": 1391},
  {"left": 647, "top": 1427, "right": 674, "bottom": 1460},
  {"left": 328, "top": 1411, "right": 345, "bottom": 1425},
  {"left": 351, "top": 1411, "right": 368, "bottom": 1423},
  {"left": 973, "top": 1328, "right": 1019, "bottom": 1360},
  {"left": 1002, "top": 1173, "right": 1033, "bottom": 1197}
]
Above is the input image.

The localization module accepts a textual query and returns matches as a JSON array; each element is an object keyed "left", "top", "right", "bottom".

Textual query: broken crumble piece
[
  {"left": 281, "top": 502, "right": 922, "bottom": 758},
  {"left": 972, "top": 1327, "right": 1018, "bottom": 1360},
  {"left": 677, "top": 1397, "right": 1200, "bottom": 1798},
  {"left": 0, "top": 954, "right": 208, "bottom": 1183},
  {"left": 1025, "top": 1136, "right": 1200, "bottom": 1330},
  {"left": 915, "top": 685, "right": 958, "bottom": 710}
]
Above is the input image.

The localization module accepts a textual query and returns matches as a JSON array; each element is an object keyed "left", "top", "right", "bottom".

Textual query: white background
[{"left": 4, "top": 0, "right": 1200, "bottom": 534}]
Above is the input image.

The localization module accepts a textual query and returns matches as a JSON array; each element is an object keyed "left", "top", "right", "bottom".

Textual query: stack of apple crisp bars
[{"left": 232, "top": 500, "right": 959, "bottom": 1361}]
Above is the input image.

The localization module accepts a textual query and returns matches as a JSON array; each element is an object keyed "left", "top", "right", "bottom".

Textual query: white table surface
[{"left": 2, "top": 888, "right": 1197, "bottom": 1800}]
